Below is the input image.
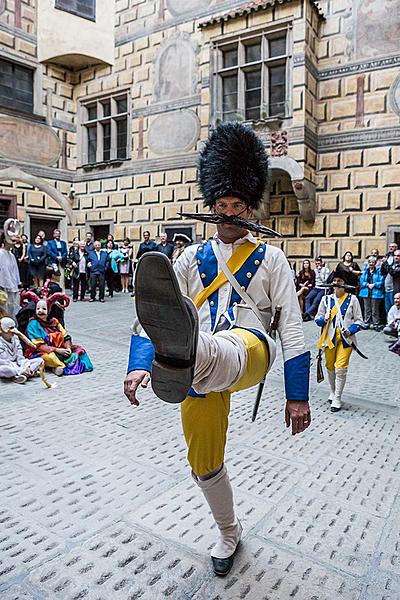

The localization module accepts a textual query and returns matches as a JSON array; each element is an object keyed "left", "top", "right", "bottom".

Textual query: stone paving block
[
  {"left": 127, "top": 479, "right": 271, "bottom": 556},
  {"left": 299, "top": 456, "right": 399, "bottom": 517},
  {"left": 332, "top": 435, "right": 400, "bottom": 473},
  {"left": 375, "top": 505, "right": 400, "bottom": 576},
  {"left": 364, "top": 571, "right": 400, "bottom": 600},
  {"left": 226, "top": 446, "right": 308, "bottom": 502},
  {"left": 27, "top": 523, "right": 205, "bottom": 600},
  {"left": 193, "top": 536, "right": 363, "bottom": 600},
  {"left": 0, "top": 507, "right": 62, "bottom": 582},
  {"left": 259, "top": 492, "right": 383, "bottom": 576},
  {"left": 0, "top": 585, "right": 37, "bottom": 599}
]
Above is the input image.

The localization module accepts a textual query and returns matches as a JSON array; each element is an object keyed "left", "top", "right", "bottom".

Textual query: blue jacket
[
  {"left": 47, "top": 239, "right": 68, "bottom": 266},
  {"left": 359, "top": 267, "right": 384, "bottom": 299},
  {"left": 88, "top": 249, "right": 109, "bottom": 274}
]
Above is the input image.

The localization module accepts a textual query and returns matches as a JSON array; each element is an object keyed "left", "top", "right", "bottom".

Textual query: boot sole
[{"left": 135, "top": 252, "right": 198, "bottom": 403}]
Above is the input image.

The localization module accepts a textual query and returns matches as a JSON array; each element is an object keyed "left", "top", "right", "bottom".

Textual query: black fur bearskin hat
[{"left": 198, "top": 121, "right": 269, "bottom": 210}]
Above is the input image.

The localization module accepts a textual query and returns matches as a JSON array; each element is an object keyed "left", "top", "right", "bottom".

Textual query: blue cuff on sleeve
[
  {"left": 127, "top": 335, "right": 155, "bottom": 373},
  {"left": 315, "top": 316, "right": 325, "bottom": 327},
  {"left": 348, "top": 323, "right": 360, "bottom": 335},
  {"left": 284, "top": 351, "right": 310, "bottom": 401}
]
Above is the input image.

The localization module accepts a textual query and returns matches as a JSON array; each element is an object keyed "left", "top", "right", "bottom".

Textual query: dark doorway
[
  {"left": 164, "top": 226, "right": 194, "bottom": 243},
  {"left": 92, "top": 224, "right": 110, "bottom": 243},
  {"left": 0, "top": 194, "right": 17, "bottom": 232},
  {"left": 394, "top": 231, "right": 400, "bottom": 247},
  {"left": 30, "top": 217, "right": 60, "bottom": 243}
]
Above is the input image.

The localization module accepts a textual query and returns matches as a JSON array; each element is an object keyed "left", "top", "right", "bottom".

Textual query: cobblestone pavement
[{"left": 0, "top": 293, "right": 399, "bottom": 600}]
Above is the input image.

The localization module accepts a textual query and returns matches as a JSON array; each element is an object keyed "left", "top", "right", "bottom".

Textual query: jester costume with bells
[
  {"left": 315, "top": 270, "right": 363, "bottom": 412},
  {"left": 22, "top": 291, "right": 93, "bottom": 376},
  {"left": 124, "top": 122, "right": 311, "bottom": 576}
]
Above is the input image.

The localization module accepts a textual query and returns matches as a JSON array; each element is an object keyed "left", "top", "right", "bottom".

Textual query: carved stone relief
[
  {"left": 153, "top": 34, "right": 198, "bottom": 103},
  {"left": 147, "top": 109, "right": 200, "bottom": 155},
  {"left": 166, "top": 0, "right": 213, "bottom": 17},
  {"left": 270, "top": 130, "right": 288, "bottom": 157}
]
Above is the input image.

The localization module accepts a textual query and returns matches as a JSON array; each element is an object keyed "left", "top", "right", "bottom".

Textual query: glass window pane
[
  {"left": 116, "top": 97, "right": 127, "bottom": 114},
  {"left": 222, "top": 75, "right": 237, "bottom": 95},
  {"left": 222, "top": 47, "right": 238, "bottom": 68},
  {"left": 87, "top": 104, "right": 97, "bottom": 120},
  {"left": 245, "top": 69, "right": 261, "bottom": 91},
  {"left": 245, "top": 42, "right": 261, "bottom": 63},
  {"left": 245, "top": 89, "right": 261, "bottom": 109},
  {"left": 87, "top": 126, "right": 97, "bottom": 163},
  {"left": 101, "top": 100, "right": 110, "bottom": 117},
  {"left": 103, "top": 122, "right": 111, "bottom": 161},
  {"left": 245, "top": 107, "right": 260, "bottom": 121},
  {"left": 0, "top": 59, "right": 33, "bottom": 113},
  {"left": 269, "top": 36, "right": 286, "bottom": 58},
  {"left": 55, "top": 0, "right": 96, "bottom": 21},
  {"left": 116, "top": 118, "right": 127, "bottom": 159},
  {"left": 269, "top": 65, "right": 286, "bottom": 116}
]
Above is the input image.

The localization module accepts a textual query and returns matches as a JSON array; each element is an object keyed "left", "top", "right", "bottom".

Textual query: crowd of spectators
[
  {"left": 9, "top": 228, "right": 193, "bottom": 303},
  {"left": 293, "top": 244, "right": 400, "bottom": 344}
]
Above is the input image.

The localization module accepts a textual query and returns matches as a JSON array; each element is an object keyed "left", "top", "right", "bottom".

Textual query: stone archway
[
  {"left": 0, "top": 166, "right": 75, "bottom": 224},
  {"left": 269, "top": 156, "right": 316, "bottom": 223}
]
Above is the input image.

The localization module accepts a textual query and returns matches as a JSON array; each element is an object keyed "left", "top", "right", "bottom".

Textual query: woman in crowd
[
  {"left": 12, "top": 234, "right": 30, "bottom": 290},
  {"left": 335, "top": 251, "right": 362, "bottom": 289},
  {"left": 105, "top": 240, "right": 124, "bottom": 297},
  {"left": 119, "top": 238, "right": 132, "bottom": 293},
  {"left": 22, "top": 290, "right": 93, "bottom": 376},
  {"left": 359, "top": 256, "right": 385, "bottom": 330},
  {"left": 296, "top": 259, "right": 315, "bottom": 313},
  {"left": 27, "top": 234, "right": 47, "bottom": 288}
]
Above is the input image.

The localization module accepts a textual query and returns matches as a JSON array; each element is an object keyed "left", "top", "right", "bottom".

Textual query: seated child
[{"left": 0, "top": 317, "right": 44, "bottom": 384}]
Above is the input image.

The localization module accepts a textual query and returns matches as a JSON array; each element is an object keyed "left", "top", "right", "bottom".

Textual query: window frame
[
  {"left": 0, "top": 53, "right": 44, "bottom": 118},
  {"left": 211, "top": 23, "right": 292, "bottom": 125},
  {"left": 55, "top": 0, "right": 96, "bottom": 22},
  {"left": 78, "top": 90, "right": 131, "bottom": 168}
]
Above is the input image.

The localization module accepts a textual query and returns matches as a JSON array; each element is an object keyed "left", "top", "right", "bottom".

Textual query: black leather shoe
[
  {"left": 330, "top": 406, "right": 341, "bottom": 413},
  {"left": 135, "top": 252, "right": 199, "bottom": 403},
  {"left": 211, "top": 542, "right": 240, "bottom": 577}
]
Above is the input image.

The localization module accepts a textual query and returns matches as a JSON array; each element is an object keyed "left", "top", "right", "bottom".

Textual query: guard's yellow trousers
[
  {"left": 324, "top": 336, "right": 352, "bottom": 371},
  {"left": 180, "top": 329, "right": 269, "bottom": 477}
]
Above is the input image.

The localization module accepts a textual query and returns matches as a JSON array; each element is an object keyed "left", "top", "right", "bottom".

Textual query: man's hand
[
  {"left": 285, "top": 400, "right": 311, "bottom": 435},
  {"left": 124, "top": 369, "right": 150, "bottom": 406}
]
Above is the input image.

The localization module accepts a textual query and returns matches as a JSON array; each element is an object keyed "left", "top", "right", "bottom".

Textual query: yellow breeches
[
  {"left": 41, "top": 352, "right": 65, "bottom": 369},
  {"left": 180, "top": 329, "right": 269, "bottom": 477},
  {"left": 324, "top": 338, "right": 352, "bottom": 370}
]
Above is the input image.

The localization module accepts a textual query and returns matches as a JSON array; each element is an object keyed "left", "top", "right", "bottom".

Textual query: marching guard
[
  {"left": 315, "top": 270, "right": 364, "bottom": 412},
  {"left": 124, "top": 122, "right": 311, "bottom": 576}
]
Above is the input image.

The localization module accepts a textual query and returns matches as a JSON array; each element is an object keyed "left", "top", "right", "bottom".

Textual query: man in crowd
[
  {"left": 87, "top": 241, "right": 108, "bottom": 303},
  {"left": 380, "top": 242, "right": 398, "bottom": 315},
  {"left": 383, "top": 292, "right": 400, "bottom": 338},
  {"left": 136, "top": 231, "right": 157, "bottom": 260},
  {"left": 156, "top": 233, "right": 174, "bottom": 261},
  {"left": 382, "top": 249, "right": 400, "bottom": 297},
  {"left": 47, "top": 229, "right": 68, "bottom": 289},
  {"left": 85, "top": 231, "right": 94, "bottom": 253},
  {"left": 303, "top": 257, "right": 330, "bottom": 321},
  {"left": 172, "top": 233, "right": 191, "bottom": 264},
  {"left": 0, "top": 219, "right": 21, "bottom": 318}
]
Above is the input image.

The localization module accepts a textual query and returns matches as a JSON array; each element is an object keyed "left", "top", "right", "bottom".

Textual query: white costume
[
  {"left": 0, "top": 248, "right": 20, "bottom": 318},
  {"left": 131, "top": 233, "right": 309, "bottom": 400},
  {"left": 0, "top": 335, "right": 43, "bottom": 379}
]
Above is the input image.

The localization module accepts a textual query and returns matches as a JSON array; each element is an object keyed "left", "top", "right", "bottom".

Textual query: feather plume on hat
[{"left": 198, "top": 121, "right": 270, "bottom": 210}]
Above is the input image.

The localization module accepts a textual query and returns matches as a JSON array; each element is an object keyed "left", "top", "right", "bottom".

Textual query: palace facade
[{"left": 1, "top": 0, "right": 400, "bottom": 265}]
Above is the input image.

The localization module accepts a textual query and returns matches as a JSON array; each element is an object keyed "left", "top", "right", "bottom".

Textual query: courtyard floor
[{"left": 0, "top": 292, "right": 399, "bottom": 600}]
